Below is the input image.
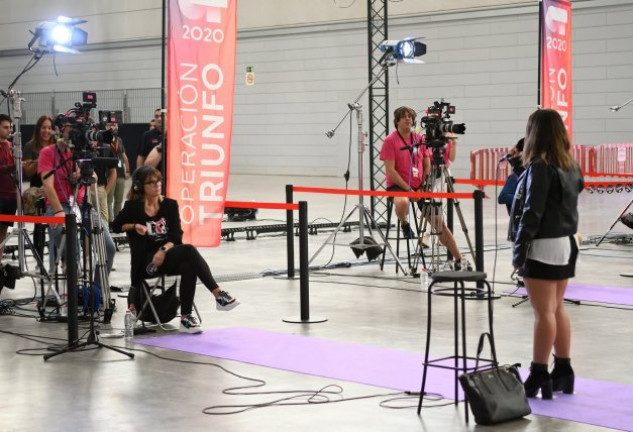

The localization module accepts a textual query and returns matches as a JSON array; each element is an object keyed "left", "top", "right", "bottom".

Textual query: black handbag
[
  {"left": 128, "top": 280, "right": 180, "bottom": 323},
  {"left": 459, "top": 333, "right": 531, "bottom": 425}
]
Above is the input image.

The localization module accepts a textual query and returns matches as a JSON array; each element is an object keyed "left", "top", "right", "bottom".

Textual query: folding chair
[{"left": 132, "top": 275, "right": 201, "bottom": 332}]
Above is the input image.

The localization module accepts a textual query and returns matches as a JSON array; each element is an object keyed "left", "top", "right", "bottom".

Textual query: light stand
[
  {"left": 610, "top": 97, "right": 633, "bottom": 112},
  {"left": 309, "top": 58, "right": 406, "bottom": 272}
]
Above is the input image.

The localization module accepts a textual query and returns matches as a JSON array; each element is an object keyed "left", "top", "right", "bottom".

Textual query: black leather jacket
[{"left": 509, "top": 158, "right": 584, "bottom": 268}]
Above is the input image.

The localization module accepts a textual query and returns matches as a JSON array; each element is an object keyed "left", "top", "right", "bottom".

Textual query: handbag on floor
[{"left": 459, "top": 333, "right": 531, "bottom": 425}]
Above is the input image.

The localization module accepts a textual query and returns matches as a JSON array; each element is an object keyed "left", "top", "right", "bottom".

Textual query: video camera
[
  {"left": 54, "top": 92, "right": 118, "bottom": 180},
  {"left": 420, "top": 100, "right": 466, "bottom": 148}
]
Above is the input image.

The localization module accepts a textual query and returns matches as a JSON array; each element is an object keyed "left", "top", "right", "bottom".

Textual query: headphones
[{"left": 132, "top": 166, "right": 155, "bottom": 193}]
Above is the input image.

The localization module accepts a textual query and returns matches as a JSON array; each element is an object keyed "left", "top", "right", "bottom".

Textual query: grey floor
[{"left": 1, "top": 174, "right": 632, "bottom": 432}]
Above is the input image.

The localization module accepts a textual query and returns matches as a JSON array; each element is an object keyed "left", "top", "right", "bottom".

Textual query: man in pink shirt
[
  {"left": 381, "top": 106, "right": 469, "bottom": 270},
  {"left": 38, "top": 116, "right": 116, "bottom": 287}
]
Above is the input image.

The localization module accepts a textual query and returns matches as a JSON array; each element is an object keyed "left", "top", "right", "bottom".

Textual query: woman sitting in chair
[{"left": 112, "top": 166, "right": 239, "bottom": 333}]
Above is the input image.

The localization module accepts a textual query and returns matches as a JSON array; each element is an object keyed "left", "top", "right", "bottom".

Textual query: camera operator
[
  {"left": 89, "top": 131, "right": 117, "bottom": 225},
  {"left": 106, "top": 122, "right": 130, "bottom": 223},
  {"left": 0, "top": 114, "right": 16, "bottom": 263},
  {"left": 380, "top": 106, "right": 430, "bottom": 239},
  {"left": 38, "top": 116, "right": 116, "bottom": 288},
  {"left": 137, "top": 108, "right": 163, "bottom": 169},
  {"left": 498, "top": 138, "right": 526, "bottom": 215}
]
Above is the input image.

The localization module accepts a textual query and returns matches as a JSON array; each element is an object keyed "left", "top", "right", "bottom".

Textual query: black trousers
[{"left": 149, "top": 244, "right": 219, "bottom": 315}]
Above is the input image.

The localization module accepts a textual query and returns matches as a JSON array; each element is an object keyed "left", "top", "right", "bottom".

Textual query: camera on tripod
[
  {"left": 54, "top": 91, "right": 118, "bottom": 180},
  {"left": 420, "top": 100, "right": 466, "bottom": 148}
]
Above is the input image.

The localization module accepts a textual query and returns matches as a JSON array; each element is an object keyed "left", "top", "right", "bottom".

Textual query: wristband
[
  {"left": 55, "top": 210, "right": 64, "bottom": 215},
  {"left": 159, "top": 246, "right": 168, "bottom": 252}
]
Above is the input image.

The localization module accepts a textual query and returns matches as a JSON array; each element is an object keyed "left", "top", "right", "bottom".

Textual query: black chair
[
  {"left": 380, "top": 197, "right": 419, "bottom": 273},
  {"left": 416, "top": 271, "right": 496, "bottom": 423}
]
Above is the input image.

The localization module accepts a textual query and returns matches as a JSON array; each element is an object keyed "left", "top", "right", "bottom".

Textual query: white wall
[{"left": 1, "top": 0, "right": 632, "bottom": 179}]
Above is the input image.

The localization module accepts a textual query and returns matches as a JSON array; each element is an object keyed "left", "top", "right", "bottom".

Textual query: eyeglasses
[{"left": 144, "top": 180, "right": 162, "bottom": 187}]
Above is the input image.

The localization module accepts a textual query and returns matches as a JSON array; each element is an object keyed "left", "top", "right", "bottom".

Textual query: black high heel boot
[
  {"left": 524, "top": 362, "right": 553, "bottom": 399},
  {"left": 551, "top": 355, "right": 575, "bottom": 394}
]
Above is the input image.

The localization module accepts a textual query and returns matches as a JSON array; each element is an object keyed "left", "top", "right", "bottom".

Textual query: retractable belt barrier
[{"left": 290, "top": 185, "right": 487, "bottom": 290}]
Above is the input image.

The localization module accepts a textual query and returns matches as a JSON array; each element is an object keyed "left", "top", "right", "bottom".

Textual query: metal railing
[{"left": 18, "top": 88, "right": 162, "bottom": 124}]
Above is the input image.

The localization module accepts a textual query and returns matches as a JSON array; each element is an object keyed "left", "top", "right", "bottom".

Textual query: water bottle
[
  {"left": 124, "top": 309, "right": 134, "bottom": 339},
  {"left": 421, "top": 269, "right": 429, "bottom": 291},
  {"left": 146, "top": 262, "right": 157, "bottom": 276},
  {"left": 129, "top": 303, "right": 137, "bottom": 323}
]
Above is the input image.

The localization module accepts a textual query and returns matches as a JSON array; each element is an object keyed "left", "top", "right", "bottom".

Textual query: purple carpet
[
  {"left": 504, "top": 281, "right": 633, "bottom": 306},
  {"left": 136, "top": 327, "right": 633, "bottom": 431}
]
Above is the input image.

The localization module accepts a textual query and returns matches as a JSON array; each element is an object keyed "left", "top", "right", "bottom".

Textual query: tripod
[
  {"left": 45, "top": 166, "right": 132, "bottom": 360},
  {"left": 412, "top": 142, "right": 476, "bottom": 275},
  {"left": 595, "top": 195, "right": 633, "bottom": 247},
  {"left": 309, "top": 103, "right": 406, "bottom": 272}
]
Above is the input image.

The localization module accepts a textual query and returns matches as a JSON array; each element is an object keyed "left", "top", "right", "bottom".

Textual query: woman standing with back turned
[{"left": 510, "top": 109, "right": 584, "bottom": 399}]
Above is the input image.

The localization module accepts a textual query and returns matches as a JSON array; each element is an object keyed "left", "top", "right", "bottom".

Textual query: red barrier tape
[
  {"left": 292, "top": 186, "right": 473, "bottom": 200},
  {"left": 454, "top": 178, "right": 504, "bottom": 186},
  {"left": 0, "top": 214, "right": 65, "bottom": 224},
  {"left": 225, "top": 200, "right": 299, "bottom": 211}
]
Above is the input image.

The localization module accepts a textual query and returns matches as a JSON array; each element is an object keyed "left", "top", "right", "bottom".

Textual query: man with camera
[
  {"left": 381, "top": 106, "right": 470, "bottom": 270},
  {"left": 38, "top": 116, "right": 116, "bottom": 288},
  {"left": 0, "top": 114, "right": 16, "bottom": 263}
]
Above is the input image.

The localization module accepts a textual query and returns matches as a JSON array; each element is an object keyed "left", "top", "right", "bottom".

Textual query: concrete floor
[{"left": 1, "top": 174, "right": 632, "bottom": 432}]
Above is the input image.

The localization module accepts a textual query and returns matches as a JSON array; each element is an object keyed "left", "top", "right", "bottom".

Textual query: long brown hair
[
  {"left": 522, "top": 109, "right": 574, "bottom": 170},
  {"left": 30, "top": 115, "right": 54, "bottom": 151},
  {"left": 127, "top": 166, "right": 163, "bottom": 201}
]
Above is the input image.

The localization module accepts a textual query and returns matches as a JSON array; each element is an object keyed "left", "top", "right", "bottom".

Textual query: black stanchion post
[
  {"left": 473, "top": 190, "right": 485, "bottom": 289},
  {"left": 447, "top": 198, "right": 454, "bottom": 261},
  {"left": 65, "top": 214, "right": 78, "bottom": 346},
  {"left": 286, "top": 184, "right": 295, "bottom": 278},
  {"left": 299, "top": 200, "right": 309, "bottom": 320},
  {"left": 283, "top": 200, "right": 327, "bottom": 324}
]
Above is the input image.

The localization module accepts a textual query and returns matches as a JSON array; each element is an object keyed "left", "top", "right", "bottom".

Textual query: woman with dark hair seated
[{"left": 112, "top": 166, "right": 239, "bottom": 333}]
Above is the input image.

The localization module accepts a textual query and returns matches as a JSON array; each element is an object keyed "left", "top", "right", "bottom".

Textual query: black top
[
  {"left": 23, "top": 140, "right": 43, "bottom": 187},
  {"left": 138, "top": 128, "right": 163, "bottom": 159},
  {"left": 93, "top": 145, "right": 118, "bottom": 187},
  {"left": 510, "top": 158, "right": 584, "bottom": 268},
  {"left": 112, "top": 197, "right": 183, "bottom": 286}
]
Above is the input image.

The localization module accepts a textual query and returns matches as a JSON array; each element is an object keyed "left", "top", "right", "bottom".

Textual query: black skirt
[{"left": 520, "top": 235, "right": 579, "bottom": 280}]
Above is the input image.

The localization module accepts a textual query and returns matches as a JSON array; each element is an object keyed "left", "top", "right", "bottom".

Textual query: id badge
[{"left": 412, "top": 167, "right": 420, "bottom": 178}]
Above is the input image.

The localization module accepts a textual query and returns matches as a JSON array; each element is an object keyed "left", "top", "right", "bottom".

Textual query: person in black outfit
[
  {"left": 136, "top": 108, "right": 163, "bottom": 169},
  {"left": 498, "top": 138, "right": 525, "bottom": 215},
  {"left": 509, "top": 109, "right": 584, "bottom": 400},
  {"left": 112, "top": 166, "right": 239, "bottom": 333}
]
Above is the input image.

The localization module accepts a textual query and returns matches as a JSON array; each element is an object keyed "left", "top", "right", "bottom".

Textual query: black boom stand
[{"left": 44, "top": 177, "right": 133, "bottom": 361}]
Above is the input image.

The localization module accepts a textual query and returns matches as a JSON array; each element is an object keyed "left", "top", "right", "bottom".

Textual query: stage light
[
  {"left": 28, "top": 16, "right": 88, "bottom": 54},
  {"left": 379, "top": 37, "right": 426, "bottom": 64}
]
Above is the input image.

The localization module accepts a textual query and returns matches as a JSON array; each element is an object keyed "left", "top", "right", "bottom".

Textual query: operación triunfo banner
[
  {"left": 540, "top": 0, "right": 572, "bottom": 140},
  {"left": 167, "top": 0, "right": 237, "bottom": 246}
]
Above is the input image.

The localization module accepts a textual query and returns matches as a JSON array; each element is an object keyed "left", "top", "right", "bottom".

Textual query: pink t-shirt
[
  {"left": 38, "top": 144, "right": 85, "bottom": 206},
  {"left": 380, "top": 130, "right": 428, "bottom": 190}
]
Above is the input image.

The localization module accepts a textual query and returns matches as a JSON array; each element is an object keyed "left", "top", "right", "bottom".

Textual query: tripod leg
[
  {"left": 361, "top": 206, "right": 408, "bottom": 275},
  {"left": 596, "top": 195, "right": 633, "bottom": 247},
  {"left": 308, "top": 206, "right": 358, "bottom": 265},
  {"left": 443, "top": 167, "right": 476, "bottom": 259}
]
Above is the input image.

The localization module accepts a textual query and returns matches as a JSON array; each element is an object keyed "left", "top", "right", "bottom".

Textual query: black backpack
[{"left": 128, "top": 280, "right": 180, "bottom": 323}]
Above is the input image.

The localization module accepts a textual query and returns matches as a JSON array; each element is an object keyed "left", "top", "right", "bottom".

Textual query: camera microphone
[{"left": 499, "top": 153, "right": 513, "bottom": 162}]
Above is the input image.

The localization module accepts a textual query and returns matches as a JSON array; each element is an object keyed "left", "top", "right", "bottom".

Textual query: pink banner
[
  {"left": 167, "top": 0, "right": 237, "bottom": 246},
  {"left": 540, "top": 0, "right": 573, "bottom": 141}
]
